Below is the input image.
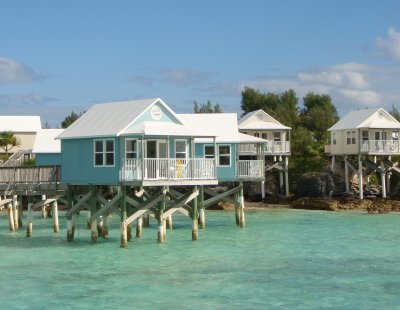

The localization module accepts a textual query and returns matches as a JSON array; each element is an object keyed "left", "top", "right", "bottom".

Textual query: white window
[
  {"left": 346, "top": 131, "right": 356, "bottom": 145},
  {"left": 362, "top": 131, "right": 369, "bottom": 141},
  {"left": 175, "top": 140, "right": 187, "bottom": 159},
  {"left": 218, "top": 145, "right": 231, "bottom": 166},
  {"left": 332, "top": 132, "right": 337, "bottom": 145},
  {"left": 392, "top": 131, "right": 399, "bottom": 140},
  {"left": 94, "top": 139, "right": 114, "bottom": 166},
  {"left": 204, "top": 145, "right": 215, "bottom": 159},
  {"left": 273, "top": 132, "right": 281, "bottom": 141},
  {"left": 125, "top": 139, "right": 137, "bottom": 159},
  {"left": 261, "top": 132, "right": 268, "bottom": 140}
]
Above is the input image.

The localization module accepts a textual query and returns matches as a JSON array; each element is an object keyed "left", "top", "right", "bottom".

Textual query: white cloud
[
  {"left": 376, "top": 27, "right": 400, "bottom": 61},
  {"left": 0, "top": 57, "right": 43, "bottom": 83}
]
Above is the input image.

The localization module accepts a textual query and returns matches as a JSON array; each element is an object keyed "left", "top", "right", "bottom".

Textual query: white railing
[
  {"left": 1, "top": 149, "right": 32, "bottom": 167},
  {"left": 120, "top": 158, "right": 216, "bottom": 181},
  {"left": 360, "top": 140, "right": 400, "bottom": 154},
  {"left": 238, "top": 141, "right": 290, "bottom": 154},
  {"left": 237, "top": 160, "right": 264, "bottom": 178}
]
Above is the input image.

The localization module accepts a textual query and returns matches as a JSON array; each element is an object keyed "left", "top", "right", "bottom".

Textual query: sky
[{"left": 1, "top": 0, "right": 400, "bottom": 127}]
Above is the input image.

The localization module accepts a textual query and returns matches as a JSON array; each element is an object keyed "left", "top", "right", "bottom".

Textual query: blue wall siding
[
  {"left": 194, "top": 142, "right": 237, "bottom": 181},
  {"left": 36, "top": 153, "right": 61, "bottom": 166},
  {"left": 127, "top": 102, "right": 181, "bottom": 129},
  {"left": 61, "top": 137, "right": 120, "bottom": 185}
]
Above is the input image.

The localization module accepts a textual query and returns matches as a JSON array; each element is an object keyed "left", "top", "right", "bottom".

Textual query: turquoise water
[{"left": 1, "top": 209, "right": 400, "bottom": 310}]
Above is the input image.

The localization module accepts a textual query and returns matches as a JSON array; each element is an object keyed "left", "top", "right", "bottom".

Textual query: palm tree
[{"left": 0, "top": 131, "right": 21, "bottom": 156}]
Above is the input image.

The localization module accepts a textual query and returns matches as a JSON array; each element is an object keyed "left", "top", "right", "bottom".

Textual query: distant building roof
[
  {"left": 33, "top": 129, "right": 64, "bottom": 153},
  {"left": 328, "top": 108, "right": 400, "bottom": 131},
  {"left": 57, "top": 98, "right": 183, "bottom": 139},
  {"left": 0, "top": 116, "right": 41, "bottom": 132},
  {"left": 238, "top": 109, "right": 291, "bottom": 130}
]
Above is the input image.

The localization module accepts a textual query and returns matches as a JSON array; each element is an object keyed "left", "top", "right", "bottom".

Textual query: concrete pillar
[
  {"left": 7, "top": 203, "right": 15, "bottom": 232},
  {"left": 52, "top": 200, "right": 59, "bottom": 233},
  {"left": 26, "top": 198, "right": 33, "bottom": 237},
  {"left": 381, "top": 161, "right": 386, "bottom": 198}
]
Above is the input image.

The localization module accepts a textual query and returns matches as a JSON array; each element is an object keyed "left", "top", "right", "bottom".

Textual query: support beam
[
  {"left": 90, "top": 186, "right": 98, "bottom": 243},
  {"left": 284, "top": 156, "right": 289, "bottom": 197},
  {"left": 26, "top": 197, "right": 33, "bottom": 237},
  {"left": 90, "top": 191, "right": 122, "bottom": 221},
  {"left": 199, "top": 186, "right": 205, "bottom": 229},
  {"left": 331, "top": 155, "right": 335, "bottom": 173},
  {"left": 239, "top": 182, "right": 245, "bottom": 228},
  {"left": 344, "top": 156, "right": 350, "bottom": 193},
  {"left": 359, "top": 155, "right": 364, "bottom": 200},
  {"left": 192, "top": 186, "right": 198, "bottom": 240},
  {"left": 66, "top": 191, "right": 92, "bottom": 220},
  {"left": 120, "top": 186, "right": 128, "bottom": 248},
  {"left": 202, "top": 186, "right": 241, "bottom": 209},
  {"left": 7, "top": 202, "right": 15, "bottom": 232},
  {"left": 12, "top": 195, "right": 18, "bottom": 230},
  {"left": 41, "top": 194, "right": 47, "bottom": 218},
  {"left": 52, "top": 200, "right": 59, "bottom": 233},
  {"left": 17, "top": 195, "right": 23, "bottom": 228},
  {"left": 381, "top": 161, "right": 386, "bottom": 198},
  {"left": 136, "top": 216, "right": 143, "bottom": 238},
  {"left": 66, "top": 186, "right": 74, "bottom": 241},
  {"left": 123, "top": 192, "right": 165, "bottom": 227},
  {"left": 102, "top": 215, "right": 109, "bottom": 238}
]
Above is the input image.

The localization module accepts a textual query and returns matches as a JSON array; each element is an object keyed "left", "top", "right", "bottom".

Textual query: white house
[
  {"left": 237, "top": 109, "right": 291, "bottom": 196},
  {"left": 327, "top": 108, "right": 400, "bottom": 199}
]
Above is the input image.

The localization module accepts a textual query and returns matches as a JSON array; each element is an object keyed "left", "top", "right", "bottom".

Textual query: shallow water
[{"left": 1, "top": 209, "right": 400, "bottom": 309}]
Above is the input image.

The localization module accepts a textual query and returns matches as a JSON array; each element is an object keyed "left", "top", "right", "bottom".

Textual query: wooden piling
[
  {"left": 41, "top": 195, "right": 47, "bottom": 218},
  {"left": 66, "top": 186, "right": 74, "bottom": 241},
  {"left": 90, "top": 186, "right": 98, "bottom": 243},
  {"left": 17, "top": 195, "right": 23, "bottom": 228},
  {"left": 52, "top": 200, "right": 59, "bottom": 233},
  {"left": 143, "top": 213, "right": 150, "bottom": 227},
  {"left": 192, "top": 186, "right": 198, "bottom": 240},
  {"left": 26, "top": 197, "right": 33, "bottom": 237},
  {"left": 166, "top": 214, "right": 173, "bottom": 230},
  {"left": 199, "top": 186, "right": 205, "bottom": 229},
  {"left": 120, "top": 186, "right": 128, "bottom": 248},
  {"left": 239, "top": 182, "right": 245, "bottom": 228},
  {"left": 12, "top": 195, "right": 18, "bottom": 230},
  {"left": 234, "top": 191, "right": 240, "bottom": 226},
  {"left": 102, "top": 215, "right": 109, "bottom": 238},
  {"left": 136, "top": 216, "right": 143, "bottom": 238},
  {"left": 7, "top": 203, "right": 15, "bottom": 232}
]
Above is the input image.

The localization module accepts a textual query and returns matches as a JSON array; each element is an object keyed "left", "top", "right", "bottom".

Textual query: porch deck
[{"left": 238, "top": 141, "right": 290, "bottom": 155}]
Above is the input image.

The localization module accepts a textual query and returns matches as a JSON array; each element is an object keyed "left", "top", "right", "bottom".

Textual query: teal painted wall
[
  {"left": 194, "top": 142, "right": 237, "bottom": 181},
  {"left": 35, "top": 153, "right": 61, "bottom": 166},
  {"left": 61, "top": 137, "right": 120, "bottom": 185},
  {"left": 127, "top": 102, "right": 181, "bottom": 129}
]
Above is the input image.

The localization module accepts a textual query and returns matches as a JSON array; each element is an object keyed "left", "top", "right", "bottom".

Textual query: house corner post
[
  {"left": 192, "top": 185, "right": 198, "bottom": 240},
  {"left": 26, "top": 196, "right": 33, "bottom": 237},
  {"left": 120, "top": 185, "right": 128, "bottom": 248}
]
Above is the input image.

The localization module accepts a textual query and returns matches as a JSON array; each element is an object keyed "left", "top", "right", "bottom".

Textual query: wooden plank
[
  {"left": 178, "top": 207, "right": 189, "bottom": 217},
  {"left": 66, "top": 191, "right": 92, "bottom": 219},
  {"left": 123, "top": 193, "right": 165, "bottom": 226},
  {"left": 203, "top": 188, "right": 240, "bottom": 207},
  {"left": 90, "top": 191, "right": 122, "bottom": 221},
  {"left": 32, "top": 195, "right": 64, "bottom": 210},
  {"left": 162, "top": 190, "right": 199, "bottom": 220},
  {"left": 202, "top": 186, "right": 241, "bottom": 209},
  {"left": 0, "top": 198, "right": 12, "bottom": 207},
  {"left": 126, "top": 195, "right": 142, "bottom": 208}
]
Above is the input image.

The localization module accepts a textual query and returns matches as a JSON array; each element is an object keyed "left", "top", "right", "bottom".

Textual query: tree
[
  {"left": 61, "top": 111, "right": 83, "bottom": 128},
  {"left": 300, "top": 92, "right": 339, "bottom": 143},
  {"left": 390, "top": 104, "right": 400, "bottom": 121},
  {"left": 42, "top": 120, "right": 51, "bottom": 129},
  {"left": 0, "top": 131, "right": 21, "bottom": 156},
  {"left": 193, "top": 100, "right": 222, "bottom": 113}
]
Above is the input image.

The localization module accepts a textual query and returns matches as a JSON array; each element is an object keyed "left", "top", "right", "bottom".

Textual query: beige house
[
  {"left": 0, "top": 116, "right": 42, "bottom": 154},
  {"left": 327, "top": 108, "right": 400, "bottom": 199},
  {"left": 237, "top": 109, "right": 291, "bottom": 197}
]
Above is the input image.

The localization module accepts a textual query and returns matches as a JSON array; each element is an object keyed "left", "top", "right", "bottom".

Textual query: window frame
[
  {"left": 175, "top": 139, "right": 187, "bottom": 159},
  {"left": 346, "top": 131, "right": 356, "bottom": 145},
  {"left": 204, "top": 145, "right": 215, "bottom": 159},
  {"left": 332, "top": 132, "right": 337, "bottom": 145},
  {"left": 218, "top": 144, "right": 231, "bottom": 167},
  {"left": 125, "top": 138, "right": 138, "bottom": 159},
  {"left": 94, "top": 139, "right": 115, "bottom": 167}
]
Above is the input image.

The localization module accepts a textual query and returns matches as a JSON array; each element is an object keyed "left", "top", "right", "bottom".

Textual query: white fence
[
  {"left": 238, "top": 141, "right": 290, "bottom": 154},
  {"left": 0, "top": 166, "right": 59, "bottom": 183},
  {"left": 360, "top": 140, "right": 400, "bottom": 153},
  {"left": 237, "top": 160, "right": 264, "bottom": 178},
  {"left": 121, "top": 158, "right": 216, "bottom": 181}
]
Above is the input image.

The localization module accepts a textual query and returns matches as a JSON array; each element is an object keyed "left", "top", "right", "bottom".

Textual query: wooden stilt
[
  {"left": 90, "top": 186, "right": 98, "bottom": 243},
  {"left": 52, "top": 200, "right": 59, "bottom": 233},
  {"left": 17, "top": 195, "right": 23, "bottom": 228},
  {"left": 7, "top": 203, "right": 15, "bottom": 232},
  {"left": 41, "top": 195, "right": 47, "bottom": 218},
  {"left": 12, "top": 195, "right": 18, "bottom": 230},
  {"left": 199, "top": 186, "right": 205, "bottom": 229},
  {"left": 86, "top": 210, "right": 91, "bottom": 229},
  {"left": 192, "top": 186, "right": 198, "bottom": 240},
  {"left": 284, "top": 156, "right": 289, "bottom": 197},
  {"left": 331, "top": 155, "right": 335, "bottom": 173},
  {"left": 234, "top": 191, "right": 240, "bottom": 226},
  {"left": 261, "top": 180, "right": 265, "bottom": 199},
  {"left": 66, "top": 186, "right": 74, "bottom": 241},
  {"left": 344, "top": 156, "right": 350, "bottom": 193},
  {"left": 102, "top": 215, "right": 109, "bottom": 238},
  {"left": 26, "top": 197, "right": 33, "bottom": 237},
  {"left": 143, "top": 213, "right": 150, "bottom": 227},
  {"left": 97, "top": 215, "right": 103, "bottom": 235},
  {"left": 157, "top": 216, "right": 164, "bottom": 243},
  {"left": 166, "top": 215, "right": 173, "bottom": 230},
  {"left": 239, "top": 182, "right": 245, "bottom": 228},
  {"left": 136, "top": 216, "right": 143, "bottom": 238},
  {"left": 127, "top": 223, "right": 133, "bottom": 241},
  {"left": 279, "top": 170, "right": 284, "bottom": 194},
  {"left": 120, "top": 186, "right": 128, "bottom": 248},
  {"left": 381, "top": 161, "right": 386, "bottom": 198},
  {"left": 359, "top": 155, "right": 364, "bottom": 200}
]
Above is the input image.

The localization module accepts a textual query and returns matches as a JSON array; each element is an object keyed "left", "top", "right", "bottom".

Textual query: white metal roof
[
  {"left": 121, "top": 121, "right": 215, "bottom": 137},
  {"left": 238, "top": 109, "right": 291, "bottom": 130},
  {"left": 0, "top": 116, "right": 41, "bottom": 132},
  {"left": 32, "top": 129, "right": 64, "bottom": 153},
  {"left": 328, "top": 108, "right": 400, "bottom": 131},
  {"left": 57, "top": 98, "right": 183, "bottom": 139}
]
